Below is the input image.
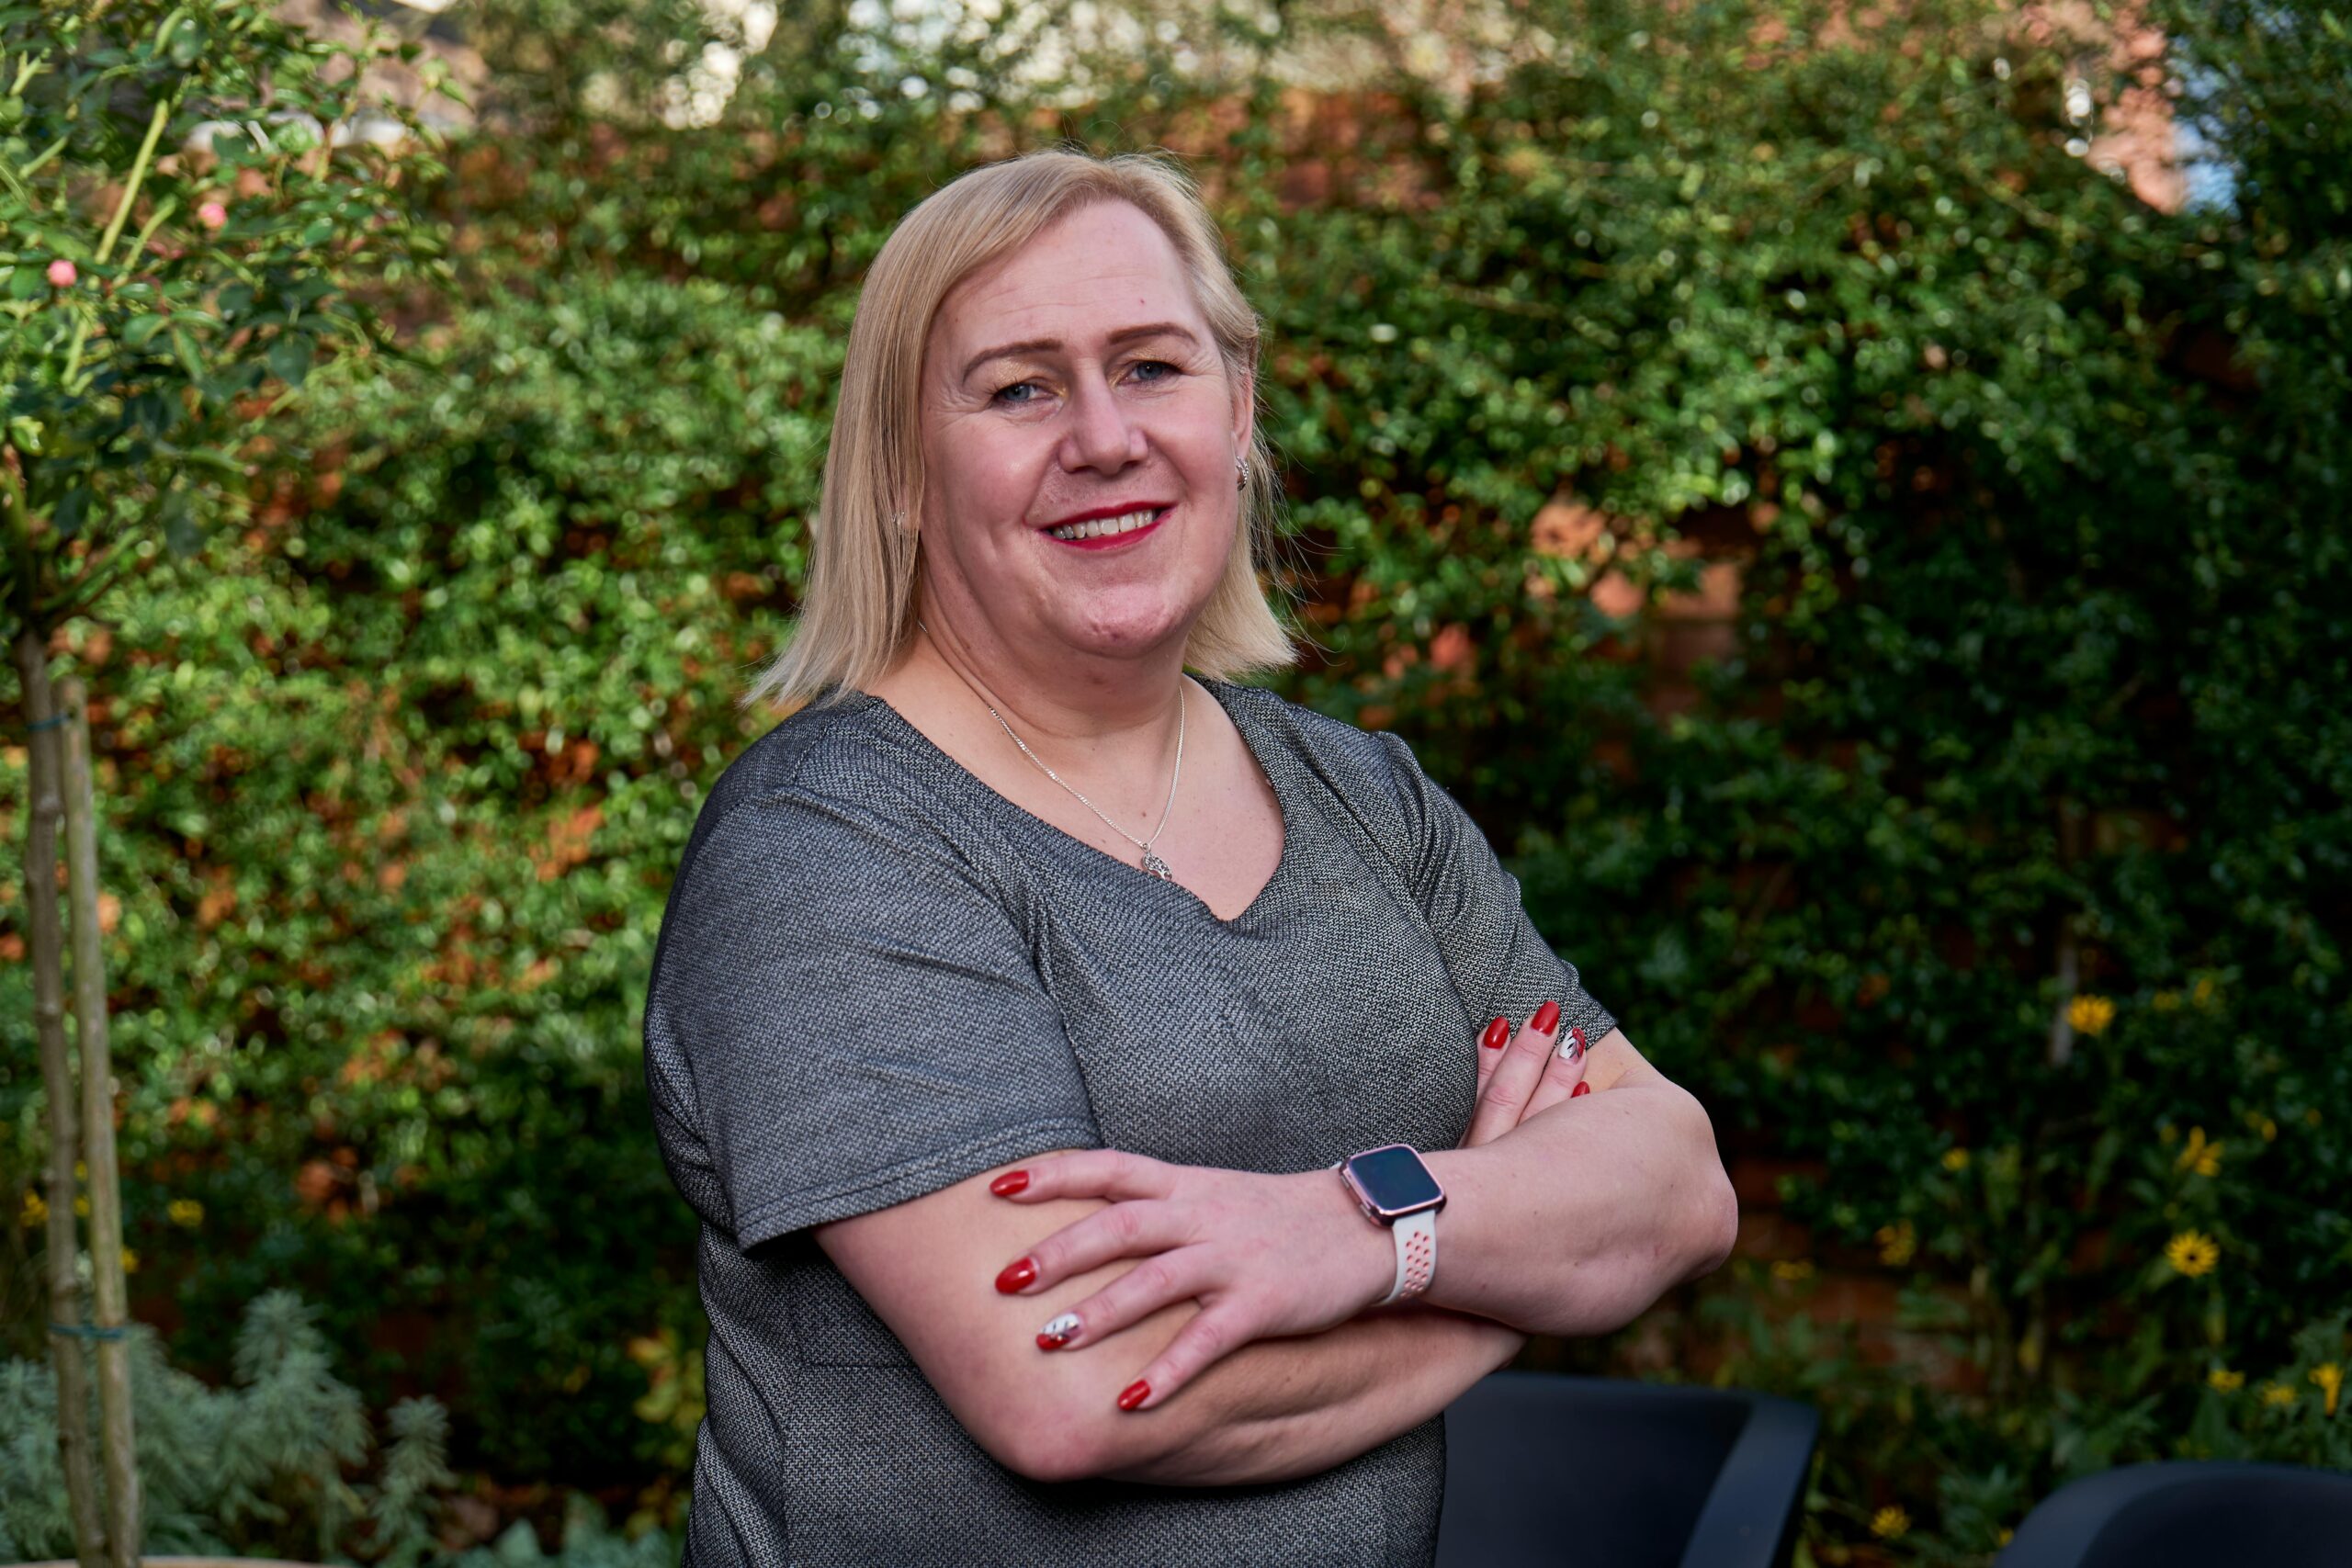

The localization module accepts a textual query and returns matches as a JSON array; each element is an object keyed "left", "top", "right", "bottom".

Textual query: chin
[{"left": 1059, "top": 592, "right": 1202, "bottom": 657}]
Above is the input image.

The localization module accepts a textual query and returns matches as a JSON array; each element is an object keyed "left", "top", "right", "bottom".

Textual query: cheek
[{"left": 927, "top": 423, "right": 1035, "bottom": 525}]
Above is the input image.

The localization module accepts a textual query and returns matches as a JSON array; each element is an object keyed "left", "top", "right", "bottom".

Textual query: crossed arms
[{"left": 812, "top": 1018, "right": 1738, "bottom": 1486}]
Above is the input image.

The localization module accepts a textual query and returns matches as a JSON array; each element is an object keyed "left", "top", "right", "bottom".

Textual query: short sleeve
[
  {"left": 1373, "top": 730, "right": 1618, "bottom": 1048},
  {"left": 642, "top": 786, "right": 1101, "bottom": 1248}
]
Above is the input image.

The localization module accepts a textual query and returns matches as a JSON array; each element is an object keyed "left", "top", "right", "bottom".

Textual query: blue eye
[{"left": 989, "top": 360, "right": 1179, "bottom": 406}]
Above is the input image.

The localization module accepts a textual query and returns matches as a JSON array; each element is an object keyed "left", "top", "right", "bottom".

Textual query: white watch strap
[{"left": 1378, "top": 1208, "right": 1438, "bottom": 1305}]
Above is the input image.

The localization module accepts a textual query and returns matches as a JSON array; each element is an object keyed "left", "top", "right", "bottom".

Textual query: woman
[{"left": 642, "top": 147, "right": 1737, "bottom": 1566}]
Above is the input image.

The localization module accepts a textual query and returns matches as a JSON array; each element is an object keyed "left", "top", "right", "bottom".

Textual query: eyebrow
[{"left": 958, "top": 321, "right": 1203, "bottom": 385}]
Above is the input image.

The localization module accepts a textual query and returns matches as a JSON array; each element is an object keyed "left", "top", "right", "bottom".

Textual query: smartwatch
[{"left": 1335, "top": 1144, "right": 1447, "bottom": 1306}]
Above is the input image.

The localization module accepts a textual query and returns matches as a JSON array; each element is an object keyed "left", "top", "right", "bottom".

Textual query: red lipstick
[{"left": 1039, "top": 502, "right": 1173, "bottom": 552}]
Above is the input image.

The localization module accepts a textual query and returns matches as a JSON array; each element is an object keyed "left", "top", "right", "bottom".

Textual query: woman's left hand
[{"left": 987, "top": 1153, "right": 1396, "bottom": 1411}]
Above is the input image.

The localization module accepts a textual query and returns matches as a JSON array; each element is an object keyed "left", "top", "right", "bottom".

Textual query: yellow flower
[
  {"left": 167, "top": 1199, "right": 204, "bottom": 1229},
  {"left": 19, "top": 1190, "right": 45, "bottom": 1227},
  {"left": 2191, "top": 976, "right": 2218, "bottom": 1009},
  {"left": 2175, "top": 1127, "right": 2224, "bottom": 1178},
  {"left": 2243, "top": 1110, "right": 2278, "bottom": 1143},
  {"left": 1997, "top": 1528, "right": 2015, "bottom": 1547},
  {"left": 2067, "top": 994, "right": 2116, "bottom": 1036},
  {"left": 73, "top": 1195, "right": 89, "bottom": 1217},
  {"left": 2315, "top": 1364, "right": 2344, "bottom": 1417},
  {"left": 1876, "top": 1221, "right": 1917, "bottom": 1267},
  {"left": 2260, "top": 1382, "right": 2298, "bottom": 1407},
  {"left": 1870, "top": 1505, "right": 1911, "bottom": 1540},
  {"left": 1941, "top": 1147, "right": 1971, "bottom": 1171},
  {"left": 2208, "top": 1367, "right": 2245, "bottom": 1393},
  {"left": 2165, "top": 1230, "right": 2220, "bottom": 1279},
  {"left": 119, "top": 1247, "right": 137, "bottom": 1274},
  {"left": 1770, "top": 1258, "right": 1815, "bottom": 1282}
]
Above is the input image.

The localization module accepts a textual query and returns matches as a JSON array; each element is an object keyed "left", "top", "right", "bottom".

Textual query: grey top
[{"left": 642, "top": 677, "right": 1615, "bottom": 1567}]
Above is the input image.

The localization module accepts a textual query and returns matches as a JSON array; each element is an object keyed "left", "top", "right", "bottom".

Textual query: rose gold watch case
[{"left": 1338, "top": 1143, "right": 1449, "bottom": 1224}]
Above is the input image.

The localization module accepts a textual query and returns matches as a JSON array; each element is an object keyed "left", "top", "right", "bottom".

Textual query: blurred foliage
[
  {"left": 1, "top": 0, "right": 2346, "bottom": 1562},
  {"left": 1, "top": 0, "right": 454, "bottom": 632},
  {"left": 0, "top": 1289, "right": 454, "bottom": 1562}
]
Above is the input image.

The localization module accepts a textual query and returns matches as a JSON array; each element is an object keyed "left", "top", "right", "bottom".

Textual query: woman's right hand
[{"left": 1464, "top": 998, "right": 1591, "bottom": 1147}]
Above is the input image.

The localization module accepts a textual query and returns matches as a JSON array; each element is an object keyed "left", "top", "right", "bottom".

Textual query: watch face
[{"left": 1346, "top": 1145, "right": 1444, "bottom": 1217}]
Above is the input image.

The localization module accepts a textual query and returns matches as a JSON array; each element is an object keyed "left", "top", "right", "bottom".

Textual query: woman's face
[{"left": 915, "top": 198, "right": 1251, "bottom": 673}]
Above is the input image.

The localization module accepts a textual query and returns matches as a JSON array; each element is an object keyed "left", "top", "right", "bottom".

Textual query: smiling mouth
[{"left": 1045, "top": 505, "right": 1170, "bottom": 542}]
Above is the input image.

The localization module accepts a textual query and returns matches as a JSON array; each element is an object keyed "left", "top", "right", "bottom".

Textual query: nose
[{"left": 1057, "top": 367, "right": 1148, "bottom": 475}]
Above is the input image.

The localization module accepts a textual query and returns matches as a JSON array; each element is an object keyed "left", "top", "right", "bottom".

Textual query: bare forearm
[
  {"left": 1097, "top": 1304, "right": 1525, "bottom": 1486},
  {"left": 1420, "top": 1078, "right": 1738, "bottom": 1337}
]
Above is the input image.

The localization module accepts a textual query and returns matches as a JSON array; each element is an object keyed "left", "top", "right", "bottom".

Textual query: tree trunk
[
  {"left": 13, "top": 627, "right": 107, "bottom": 1568},
  {"left": 60, "top": 675, "right": 141, "bottom": 1568}
]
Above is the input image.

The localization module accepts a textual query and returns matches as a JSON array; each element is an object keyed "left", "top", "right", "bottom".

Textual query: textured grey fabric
[{"left": 642, "top": 677, "right": 1616, "bottom": 1566}]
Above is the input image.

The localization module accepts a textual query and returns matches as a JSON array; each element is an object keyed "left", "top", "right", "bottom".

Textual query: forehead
[{"left": 929, "top": 199, "right": 1204, "bottom": 364}]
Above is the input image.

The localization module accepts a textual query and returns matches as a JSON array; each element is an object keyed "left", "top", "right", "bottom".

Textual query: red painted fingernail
[
  {"left": 1480, "top": 1016, "right": 1510, "bottom": 1050},
  {"left": 1037, "top": 1332, "right": 1069, "bottom": 1350},
  {"left": 995, "top": 1258, "right": 1036, "bottom": 1294},
  {"left": 1118, "top": 1379, "right": 1151, "bottom": 1411},
  {"left": 1532, "top": 999, "right": 1562, "bottom": 1035},
  {"left": 1571, "top": 1081, "right": 1591, "bottom": 1099},
  {"left": 1568, "top": 1025, "right": 1588, "bottom": 1058},
  {"left": 1038, "top": 1313, "right": 1079, "bottom": 1350},
  {"left": 989, "top": 1169, "right": 1029, "bottom": 1197}
]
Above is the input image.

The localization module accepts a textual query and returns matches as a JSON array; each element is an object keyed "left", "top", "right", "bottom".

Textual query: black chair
[
  {"left": 1996, "top": 1461, "right": 2352, "bottom": 1568},
  {"left": 1435, "top": 1371, "right": 1818, "bottom": 1568}
]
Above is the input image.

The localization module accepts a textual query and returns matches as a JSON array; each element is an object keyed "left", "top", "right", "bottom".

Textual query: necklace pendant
[{"left": 1140, "top": 849, "right": 1175, "bottom": 881}]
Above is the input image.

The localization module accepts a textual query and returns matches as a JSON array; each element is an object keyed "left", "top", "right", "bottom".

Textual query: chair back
[
  {"left": 1998, "top": 1461, "right": 2352, "bottom": 1568},
  {"left": 1437, "top": 1371, "right": 1815, "bottom": 1568}
]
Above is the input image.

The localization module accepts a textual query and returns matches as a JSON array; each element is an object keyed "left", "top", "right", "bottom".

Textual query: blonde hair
[{"left": 742, "top": 147, "right": 1296, "bottom": 713}]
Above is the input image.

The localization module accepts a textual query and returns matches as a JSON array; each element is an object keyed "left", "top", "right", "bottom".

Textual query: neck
[{"left": 910, "top": 598, "right": 1190, "bottom": 757}]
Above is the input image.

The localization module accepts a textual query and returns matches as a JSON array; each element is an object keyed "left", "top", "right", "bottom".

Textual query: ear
[{"left": 1228, "top": 360, "right": 1257, "bottom": 455}]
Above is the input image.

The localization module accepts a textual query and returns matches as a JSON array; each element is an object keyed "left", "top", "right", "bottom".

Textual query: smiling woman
[{"left": 641, "top": 148, "right": 1737, "bottom": 1566}]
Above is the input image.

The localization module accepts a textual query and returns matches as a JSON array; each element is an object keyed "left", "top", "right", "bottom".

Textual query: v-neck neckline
[{"left": 842, "top": 676, "right": 1296, "bottom": 929}]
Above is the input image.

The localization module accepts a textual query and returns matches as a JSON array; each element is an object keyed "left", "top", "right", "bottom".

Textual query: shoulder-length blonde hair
[{"left": 742, "top": 147, "right": 1296, "bottom": 713}]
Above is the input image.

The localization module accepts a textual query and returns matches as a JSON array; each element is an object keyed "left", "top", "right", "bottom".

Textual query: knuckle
[
  {"left": 1183, "top": 1313, "right": 1227, "bottom": 1364},
  {"left": 1127, "top": 1256, "right": 1177, "bottom": 1300}
]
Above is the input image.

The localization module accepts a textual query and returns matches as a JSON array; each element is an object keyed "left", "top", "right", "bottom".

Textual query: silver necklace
[{"left": 917, "top": 620, "right": 1186, "bottom": 881}]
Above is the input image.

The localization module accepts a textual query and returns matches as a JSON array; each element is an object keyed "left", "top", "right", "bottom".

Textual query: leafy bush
[{"left": 0, "top": 1290, "right": 452, "bottom": 1562}]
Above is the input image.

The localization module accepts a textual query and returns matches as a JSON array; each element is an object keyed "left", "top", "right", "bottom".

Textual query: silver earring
[
  {"left": 891, "top": 510, "right": 909, "bottom": 532},
  {"left": 1234, "top": 456, "right": 1247, "bottom": 491}
]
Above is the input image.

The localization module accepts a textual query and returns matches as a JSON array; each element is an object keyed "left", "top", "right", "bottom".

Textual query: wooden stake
[
  {"left": 60, "top": 676, "right": 140, "bottom": 1568},
  {"left": 13, "top": 628, "right": 107, "bottom": 1568}
]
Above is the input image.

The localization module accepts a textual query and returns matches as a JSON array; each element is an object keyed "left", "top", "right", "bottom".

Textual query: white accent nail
[{"left": 1042, "top": 1312, "right": 1080, "bottom": 1338}]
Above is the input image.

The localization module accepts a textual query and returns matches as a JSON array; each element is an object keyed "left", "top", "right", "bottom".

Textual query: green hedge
[{"left": 3, "top": 0, "right": 2346, "bottom": 1558}]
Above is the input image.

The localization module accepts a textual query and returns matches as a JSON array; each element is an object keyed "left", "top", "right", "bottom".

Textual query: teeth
[{"left": 1048, "top": 507, "right": 1161, "bottom": 541}]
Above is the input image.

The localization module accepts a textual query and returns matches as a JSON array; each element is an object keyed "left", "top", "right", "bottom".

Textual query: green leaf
[
  {"left": 160, "top": 490, "right": 198, "bottom": 558},
  {"left": 267, "top": 333, "right": 313, "bottom": 389},
  {"left": 53, "top": 485, "right": 91, "bottom": 538}
]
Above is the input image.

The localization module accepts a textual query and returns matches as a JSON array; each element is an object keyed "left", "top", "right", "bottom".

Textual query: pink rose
[
  {"left": 48, "top": 258, "right": 77, "bottom": 288},
  {"left": 198, "top": 201, "right": 228, "bottom": 230}
]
